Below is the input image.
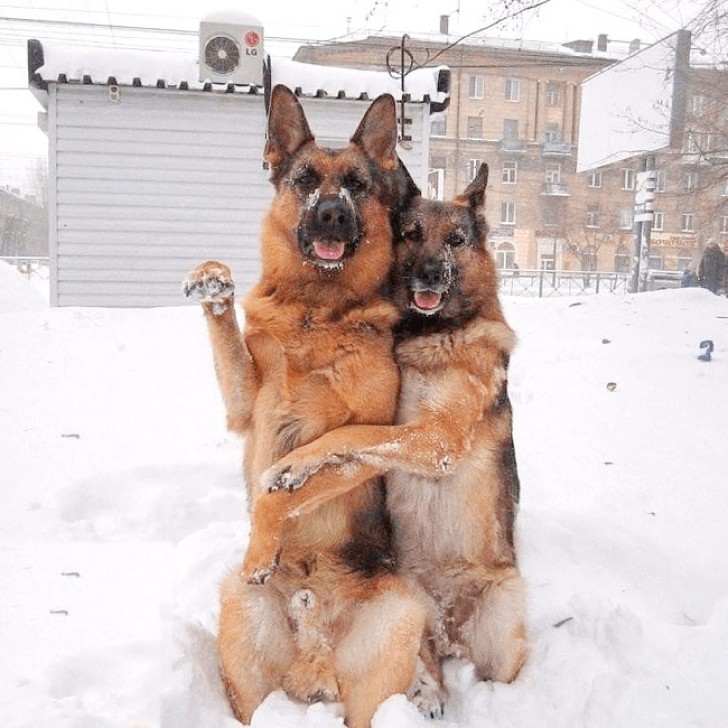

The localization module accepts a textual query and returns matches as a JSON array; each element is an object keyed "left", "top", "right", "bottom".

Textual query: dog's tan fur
[
  {"left": 185, "top": 86, "right": 424, "bottom": 728},
  {"left": 253, "top": 164, "right": 527, "bottom": 711}
]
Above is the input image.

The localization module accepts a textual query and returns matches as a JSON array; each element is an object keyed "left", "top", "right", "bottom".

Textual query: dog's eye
[
  {"left": 447, "top": 231, "right": 467, "bottom": 247},
  {"left": 293, "top": 168, "right": 319, "bottom": 191},
  {"left": 343, "top": 173, "right": 368, "bottom": 195}
]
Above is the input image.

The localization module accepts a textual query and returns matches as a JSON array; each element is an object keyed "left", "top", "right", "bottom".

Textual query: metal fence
[
  {"left": 499, "top": 269, "right": 631, "bottom": 297},
  {"left": 0, "top": 256, "right": 50, "bottom": 281}
]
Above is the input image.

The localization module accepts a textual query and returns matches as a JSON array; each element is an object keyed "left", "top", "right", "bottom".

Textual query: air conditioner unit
[{"left": 199, "top": 10, "right": 264, "bottom": 86}]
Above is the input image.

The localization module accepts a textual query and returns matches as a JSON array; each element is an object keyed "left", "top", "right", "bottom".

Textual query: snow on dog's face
[
  {"left": 260, "top": 85, "right": 417, "bottom": 299},
  {"left": 393, "top": 163, "right": 501, "bottom": 328}
]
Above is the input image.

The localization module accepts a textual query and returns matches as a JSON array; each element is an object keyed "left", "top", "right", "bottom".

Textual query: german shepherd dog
[
  {"left": 184, "top": 85, "right": 425, "bottom": 728},
  {"left": 250, "top": 163, "right": 527, "bottom": 715}
]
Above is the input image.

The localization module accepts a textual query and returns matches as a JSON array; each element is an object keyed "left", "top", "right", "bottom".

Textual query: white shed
[{"left": 28, "top": 23, "right": 449, "bottom": 307}]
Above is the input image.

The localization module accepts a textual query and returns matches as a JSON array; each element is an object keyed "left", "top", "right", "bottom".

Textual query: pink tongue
[
  {"left": 313, "top": 241, "right": 346, "bottom": 260},
  {"left": 414, "top": 291, "right": 442, "bottom": 310}
]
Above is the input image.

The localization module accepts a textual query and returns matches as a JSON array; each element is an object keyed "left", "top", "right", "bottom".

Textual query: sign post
[{"left": 630, "top": 157, "right": 657, "bottom": 292}]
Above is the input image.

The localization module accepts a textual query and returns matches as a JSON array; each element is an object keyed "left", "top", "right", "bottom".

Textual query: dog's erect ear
[
  {"left": 456, "top": 162, "right": 488, "bottom": 211},
  {"left": 350, "top": 94, "right": 398, "bottom": 171},
  {"left": 264, "top": 85, "right": 315, "bottom": 170}
]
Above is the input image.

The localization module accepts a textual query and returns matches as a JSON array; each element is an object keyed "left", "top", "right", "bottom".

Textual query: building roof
[{"left": 27, "top": 39, "right": 450, "bottom": 109}]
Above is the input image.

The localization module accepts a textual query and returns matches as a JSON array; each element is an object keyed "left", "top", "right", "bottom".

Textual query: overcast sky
[{"left": 0, "top": 0, "right": 710, "bottom": 191}]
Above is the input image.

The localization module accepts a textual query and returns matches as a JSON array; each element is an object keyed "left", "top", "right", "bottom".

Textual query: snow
[
  {"left": 31, "top": 42, "right": 448, "bottom": 104},
  {"left": 2, "top": 263, "right": 728, "bottom": 727}
]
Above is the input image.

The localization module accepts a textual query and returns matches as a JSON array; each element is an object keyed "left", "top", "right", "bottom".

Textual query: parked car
[{"left": 645, "top": 269, "right": 683, "bottom": 290}]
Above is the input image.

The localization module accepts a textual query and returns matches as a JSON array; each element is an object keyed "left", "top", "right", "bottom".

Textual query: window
[
  {"left": 671, "top": 249, "right": 693, "bottom": 271},
  {"left": 542, "top": 202, "right": 558, "bottom": 227},
  {"left": 619, "top": 208, "right": 634, "bottom": 230},
  {"left": 720, "top": 215, "right": 728, "bottom": 234},
  {"left": 428, "top": 156, "right": 446, "bottom": 201},
  {"left": 503, "top": 119, "right": 519, "bottom": 140},
  {"left": 546, "top": 81, "right": 561, "bottom": 106},
  {"left": 544, "top": 162, "right": 561, "bottom": 183},
  {"left": 582, "top": 246, "right": 598, "bottom": 271},
  {"left": 469, "top": 74, "right": 484, "bottom": 99},
  {"left": 586, "top": 204, "right": 599, "bottom": 228},
  {"left": 681, "top": 213, "right": 695, "bottom": 232},
  {"left": 621, "top": 168, "right": 635, "bottom": 191},
  {"left": 501, "top": 201, "right": 516, "bottom": 225},
  {"left": 655, "top": 170, "right": 666, "bottom": 192},
  {"left": 685, "top": 172, "right": 699, "bottom": 192},
  {"left": 540, "top": 253, "right": 555, "bottom": 271},
  {"left": 505, "top": 78, "right": 521, "bottom": 101},
  {"left": 588, "top": 170, "right": 602, "bottom": 188},
  {"left": 495, "top": 242, "right": 516, "bottom": 269},
  {"left": 652, "top": 210, "right": 664, "bottom": 231},
  {"left": 544, "top": 123, "right": 561, "bottom": 143},
  {"left": 431, "top": 116, "right": 446, "bottom": 136},
  {"left": 467, "top": 116, "right": 483, "bottom": 139},
  {"left": 614, "top": 246, "right": 630, "bottom": 273},
  {"left": 502, "top": 160, "right": 517, "bottom": 184},
  {"left": 649, "top": 253, "right": 663, "bottom": 270},
  {"left": 689, "top": 94, "right": 704, "bottom": 116},
  {"left": 467, "top": 158, "right": 484, "bottom": 182}
]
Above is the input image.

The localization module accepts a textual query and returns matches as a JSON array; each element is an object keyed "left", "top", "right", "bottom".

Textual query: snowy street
[{"left": 1, "top": 261, "right": 727, "bottom": 727}]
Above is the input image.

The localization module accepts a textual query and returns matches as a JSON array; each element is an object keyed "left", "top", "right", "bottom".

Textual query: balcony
[
  {"left": 541, "top": 140, "right": 572, "bottom": 156},
  {"left": 500, "top": 138, "right": 528, "bottom": 154},
  {"left": 542, "top": 182, "right": 570, "bottom": 196}
]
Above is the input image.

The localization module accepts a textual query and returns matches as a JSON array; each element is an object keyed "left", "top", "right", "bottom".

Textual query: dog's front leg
[{"left": 184, "top": 260, "right": 256, "bottom": 433}]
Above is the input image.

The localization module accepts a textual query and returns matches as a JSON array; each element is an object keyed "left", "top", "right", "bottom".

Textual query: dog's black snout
[
  {"left": 417, "top": 258, "right": 447, "bottom": 289},
  {"left": 314, "top": 199, "right": 352, "bottom": 237}
]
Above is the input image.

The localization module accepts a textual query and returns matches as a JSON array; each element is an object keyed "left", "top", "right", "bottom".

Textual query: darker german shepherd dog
[
  {"left": 254, "top": 163, "right": 527, "bottom": 716},
  {"left": 184, "top": 85, "right": 424, "bottom": 728}
]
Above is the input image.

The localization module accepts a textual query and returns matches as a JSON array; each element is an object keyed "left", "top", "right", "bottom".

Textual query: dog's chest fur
[{"left": 244, "top": 293, "right": 398, "bottom": 469}]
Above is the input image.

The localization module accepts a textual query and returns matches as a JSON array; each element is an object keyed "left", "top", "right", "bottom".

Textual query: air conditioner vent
[{"left": 204, "top": 36, "right": 240, "bottom": 75}]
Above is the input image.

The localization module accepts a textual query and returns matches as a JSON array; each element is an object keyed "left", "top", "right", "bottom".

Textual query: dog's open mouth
[
  {"left": 411, "top": 289, "right": 445, "bottom": 315},
  {"left": 312, "top": 240, "right": 346, "bottom": 262}
]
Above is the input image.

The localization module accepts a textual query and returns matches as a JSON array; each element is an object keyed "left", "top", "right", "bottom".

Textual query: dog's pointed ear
[
  {"left": 350, "top": 94, "right": 398, "bottom": 171},
  {"left": 264, "top": 85, "right": 315, "bottom": 170},
  {"left": 457, "top": 162, "right": 488, "bottom": 211}
]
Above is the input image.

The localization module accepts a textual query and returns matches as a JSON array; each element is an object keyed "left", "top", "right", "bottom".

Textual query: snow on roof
[{"left": 28, "top": 39, "right": 449, "bottom": 108}]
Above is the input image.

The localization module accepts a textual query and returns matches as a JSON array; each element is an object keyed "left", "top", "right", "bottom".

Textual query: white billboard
[{"left": 577, "top": 31, "right": 691, "bottom": 172}]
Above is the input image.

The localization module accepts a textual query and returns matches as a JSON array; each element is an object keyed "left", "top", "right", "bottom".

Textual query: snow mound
[{"left": 0, "top": 261, "right": 46, "bottom": 312}]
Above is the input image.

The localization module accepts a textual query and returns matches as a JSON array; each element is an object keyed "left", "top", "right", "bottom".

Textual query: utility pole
[{"left": 630, "top": 155, "right": 657, "bottom": 292}]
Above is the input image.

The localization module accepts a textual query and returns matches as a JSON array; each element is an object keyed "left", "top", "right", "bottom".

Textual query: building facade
[{"left": 296, "top": 34, "right": 728, "bottom": 276}]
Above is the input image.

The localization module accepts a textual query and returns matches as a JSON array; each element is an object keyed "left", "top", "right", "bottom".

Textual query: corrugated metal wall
[{"left": 51, "top": 85, "right": 429, "bottom": 307}]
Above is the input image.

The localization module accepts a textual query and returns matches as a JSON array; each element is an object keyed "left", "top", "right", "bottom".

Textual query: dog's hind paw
[
  {"left": 183, "top": 261, "right": 235, "bottom": 315},
  {"left": 407, "top": 666, "right": 446, "bottom": 720}
]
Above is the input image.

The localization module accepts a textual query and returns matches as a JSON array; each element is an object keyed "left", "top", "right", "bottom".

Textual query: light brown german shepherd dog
[
  {"left": 248, "top": 163, "right": 527, "bottom": 716},
  {"left": 184, "top": 85, "right": 424, "bottom": 728}
]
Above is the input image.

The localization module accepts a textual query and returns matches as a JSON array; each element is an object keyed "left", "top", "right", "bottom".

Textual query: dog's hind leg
[
  {"left": 459, "top": 567, "right": 528, "bottom": 684},
  {"left": 217, "top": 570, "right": 295, "bottom": 723},
  {"left": 335, "top": 575, "right": 426, "bottom": 728},
  {"left": 282, "top": 588, "right": 340, "bottom": 704}
]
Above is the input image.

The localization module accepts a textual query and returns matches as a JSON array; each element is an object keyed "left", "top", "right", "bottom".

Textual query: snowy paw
[
  {"left": 407, "top": 668, "right": 446, "bottom": 720},
  {"left": 183, "top": 261, "right": 235, "bottom": 315},
  {"left": 264, "top": 466, "right": 311, "bottom": 493}
]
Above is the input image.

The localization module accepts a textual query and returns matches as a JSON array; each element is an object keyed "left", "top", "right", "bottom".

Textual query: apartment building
[{"left": 296, "top": 34, "right": 728, "bottom": 274}]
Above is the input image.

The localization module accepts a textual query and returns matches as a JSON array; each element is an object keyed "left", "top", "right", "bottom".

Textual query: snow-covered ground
[{"left": 1, "top": 259, "right": 727, "bottom": 727}]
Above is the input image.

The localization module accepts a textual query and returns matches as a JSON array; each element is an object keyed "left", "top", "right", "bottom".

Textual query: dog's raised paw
[{"left": 183, "top": 261, "right": 235, "bottom": 314}]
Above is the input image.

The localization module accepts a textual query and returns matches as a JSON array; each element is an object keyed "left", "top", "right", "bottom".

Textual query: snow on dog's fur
[
  {"left": 185, "top": 85, "right": 423, "bottom": 728},
  {"left": 257, "top": 163, "right": 527, "bottom": 715}
]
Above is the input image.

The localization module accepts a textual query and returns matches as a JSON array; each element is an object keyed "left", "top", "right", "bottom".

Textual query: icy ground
[{"left": 1, "top": 260, "right": 727, "bottom": 727}]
